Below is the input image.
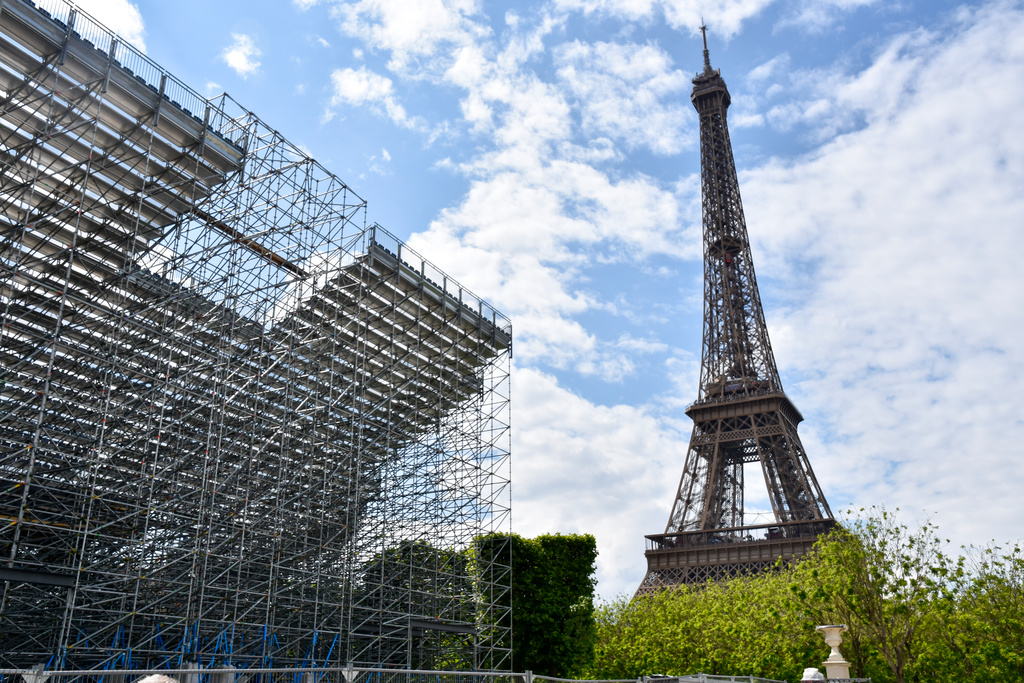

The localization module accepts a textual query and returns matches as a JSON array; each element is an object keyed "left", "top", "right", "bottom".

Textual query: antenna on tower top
[{"left": 700, "top": 21, "right": 712, "bottom": 71}]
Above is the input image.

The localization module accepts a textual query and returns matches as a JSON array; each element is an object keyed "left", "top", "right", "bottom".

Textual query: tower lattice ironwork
[{"left": 637, "top": 28, "right": 834, "bottom": 592}]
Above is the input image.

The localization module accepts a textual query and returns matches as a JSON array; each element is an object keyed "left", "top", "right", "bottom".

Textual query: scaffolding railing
[{"left": 25, "top": 0, "right": 241, "bottom": 145}]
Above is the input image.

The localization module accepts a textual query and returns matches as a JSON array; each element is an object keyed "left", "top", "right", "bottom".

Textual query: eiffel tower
[{"left": 637, "top": 27, "right": 836, "bottom": 592}]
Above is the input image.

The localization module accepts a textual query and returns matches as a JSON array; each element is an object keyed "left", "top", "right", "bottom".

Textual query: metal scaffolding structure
[{"left": 0, "top": 0, "right": 511, "bottom": 670}]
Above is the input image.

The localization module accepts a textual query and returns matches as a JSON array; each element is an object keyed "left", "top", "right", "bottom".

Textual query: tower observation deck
[
  {"left": 0, "top": 0, "right": 511, "bottom": 669},
  {"left": 636, "top": 28, "right": 834, "bottom": 592}
]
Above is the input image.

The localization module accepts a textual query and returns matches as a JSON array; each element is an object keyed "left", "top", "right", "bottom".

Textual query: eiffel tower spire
[
  {"left": 700, "top": 22, "right": 712, "bottom": 73},
  {"left": 637, "top": 29, "right": 835, "bottom": 592}
]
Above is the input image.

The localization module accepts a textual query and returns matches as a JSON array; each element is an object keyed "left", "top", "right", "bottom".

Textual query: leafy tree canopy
[
  {"left": 477, "top": 532, "right": 598, "bottom": 677},
  {"left": 588, "top": 508, "right": 1024, "bottom": 683}
]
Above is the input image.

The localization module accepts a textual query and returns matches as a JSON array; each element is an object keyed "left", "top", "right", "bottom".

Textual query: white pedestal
[{"left": 823, "top": 658, "right": 851, "bottom": 680}]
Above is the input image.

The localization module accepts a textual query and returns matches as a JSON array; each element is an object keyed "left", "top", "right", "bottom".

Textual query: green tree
[
  {"left": 589, "top": 510, "right": 1024, "bottom": 683},
  {"left": 919, "top": 545, "right": 1024, "bottom": 683},
  {"left": 590, "top": 571, "right": 820, "bottom": 681},
  {"left": 790, "top": 508, "right": 957, "bottom": 683},
  {"left": 477, "top": 532, "right": 598, "bottom": 676},
  {"left": 353, "top": 539, "right": 476, "bottom": 669},
  {"left": 474, "top": 532, "right": 514, "bottom": 671}
]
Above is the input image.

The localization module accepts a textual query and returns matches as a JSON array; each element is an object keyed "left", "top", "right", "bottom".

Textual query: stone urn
[{"left": 815, "top": 624, "right": 852, "bottom": 679}]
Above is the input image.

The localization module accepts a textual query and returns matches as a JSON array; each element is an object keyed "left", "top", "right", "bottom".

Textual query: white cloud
[
  {"left": 221, "top": 34, "right": 262, "bottom": 79},
  {"left": 408, "top": 154, "right": 689, "bottom": 371},
  {"left": 554, "top": 40, "right": 693, "bottom": 154},
  {"left": 747, "top": 53, "right": 789, "bottom": 82},
  {"left": 381, "top": 3, "right": 698, "bottom": 414},
  {"left": 367, "top": 147, "right": 393, "bottom": 175},
  {"left": 551, "top": 0, "right": 884, "bottom": 37},
  {"left": 575, "top": 336, "right": 672, "bottom": 381},
  {"left": 511, "top": 367, "right": 689, "bottom": 594},
  {"left": 331, "top": 0, "right": 491, "bottom": 73},
  {"left": 739, "top": 0, "right": 1024, "bottom": 550},
  {"left": 755, "top": 30, "right": 930, "bottom": 141},
  {"left": 74, "top": 0, "right": 147, "bottom": 51},
  {"left": 779, "top": 0, "right": 883, "bottom": 32},
  {"left": 551, "top": 0, "right": 775, "bottom": 37},
  {"left": 731, "top": 111, "right": 765, "bottom": 127},
  {"left": 615, "top": 334, "right": 670, "bottom": 354},
  {"left": 327, "top": 66, "right": 417, "bottom": 128}
]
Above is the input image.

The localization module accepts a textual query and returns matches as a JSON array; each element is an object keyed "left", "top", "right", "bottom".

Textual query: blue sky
[{"left": 79, "top": 0, "right": 1024, "bottom": 599}]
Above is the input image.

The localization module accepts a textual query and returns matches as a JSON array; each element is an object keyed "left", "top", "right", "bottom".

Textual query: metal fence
[
  {"left": 0, "top": 669, "right": 868, "bottom": 683},
  {"left": 0, "top": 668, "right": 530, "bottom": 683},
  {"left": 648, "top": 675, "right": 785, "bottom": 683}
]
